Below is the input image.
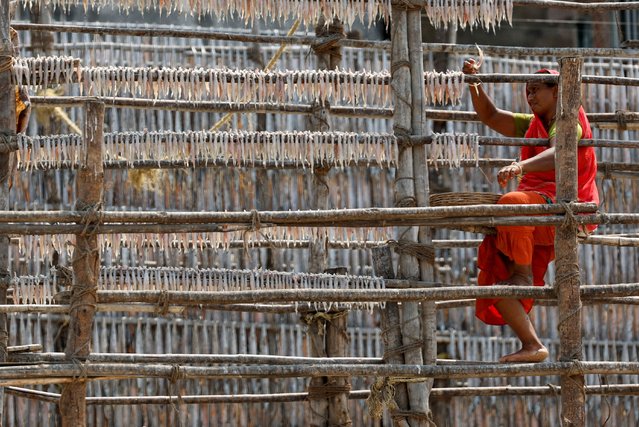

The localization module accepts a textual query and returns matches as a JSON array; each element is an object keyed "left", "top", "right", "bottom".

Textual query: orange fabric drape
[{"left": 476, "top": 191, "right": 555, "bottom": 325}]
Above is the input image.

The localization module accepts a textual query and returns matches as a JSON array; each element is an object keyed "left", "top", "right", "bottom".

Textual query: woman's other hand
[
  {"left": 463, "top": 58, "right": 480, "bottom": 75},
  {"left": 497, "top": 162, "right": 523, "bottom": 188}
]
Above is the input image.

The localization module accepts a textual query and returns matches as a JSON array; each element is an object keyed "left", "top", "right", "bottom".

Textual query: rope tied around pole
[
  {"left": 0, "top": 130, "right": 17, "bottom": 152},
  {"left": 302, "top": 310, "right": 348, "bottom": 336},
  {"left": 367, "top": 376, "right": 432, "bottom": 420},
  {"left": 242, "top": 209, "right": 262, "bottom": 256},
  {"left": 306, "top": 382, "right": 352, "bottom": 400},
  {"left": 76, "top": 200, "right": 103, "bottom": 236},
  {"left": 391, "top": 0, "right": 422, "bottom": 10},
  {"left": 387, "top": 239, "right": 435, "bottom": 264},
  {"left": 156, "top": 289, "right": 170, "bottom": 316},
  {"left": 615, "top": 109, "right": 628, "bottom": 131},
  {"left": 311, "top": 19, "right": 344, "bottom": 57},
  {"left": 558, "top": 201, "right": 579, "bottom": 232},
  {"left": 168, "top": 364, "right": 185, "bottom": 427}
]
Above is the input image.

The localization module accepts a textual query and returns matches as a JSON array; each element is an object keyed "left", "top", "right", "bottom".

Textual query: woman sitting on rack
[{"left": 462, "top": 58, "right": 599, "bottom": 363}]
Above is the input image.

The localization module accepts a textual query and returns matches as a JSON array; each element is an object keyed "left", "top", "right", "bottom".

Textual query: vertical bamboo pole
[
  {"left": 317, "top": 20, "right": 351, "bottom": 427},
  {"left": 391, "top": 3, "right": 428, "bottom": 426},
  {"left": 0, "top": 1, "right": 15, "bottom": 423},
  {"left": 555, "top": 57, "right": 585, "bottom": 427},
  {"left": 371, "top": 247, "right": 410, "bottom": 427},
  {"left": 305, "top": 18, "right": 333, "bottom": 427},
  {"left": 59, "top": 100, "right": 104, "bottom": 427},
  {"left": 407, "top": 7, "right": 436, "bottom": 420}
]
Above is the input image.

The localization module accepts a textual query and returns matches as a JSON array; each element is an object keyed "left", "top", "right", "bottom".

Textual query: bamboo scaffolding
[
  {"left": 0, "top": 361, "right": 639, "bottom": 386},
  {"left": 11, "top": 23, "right": 639, "bottom": 58}
]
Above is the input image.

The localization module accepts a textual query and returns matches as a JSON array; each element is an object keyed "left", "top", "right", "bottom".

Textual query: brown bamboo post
[
  {"left": 59, "top": 99, "right": 104, "bottom": 427},
  {"left": 371, "top": 247, "right": 410, "bottom": 427},
  {"left": 0, "top": 0, "right": 16, "bottom": 422},
  {"left": 391, "top": 3, "right": 429, "bottom": 426},
  {"left": 555, "top": 57, "right": 585, "bottom": 426},
  {"left": 407, "top": 7, "right": 437, "bottom": 425}
]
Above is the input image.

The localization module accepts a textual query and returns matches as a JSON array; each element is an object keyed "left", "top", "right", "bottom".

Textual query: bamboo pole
[
  {"left": 391, "top": 4, "right": 429, "bottom": 426},
  {"left": 26, "top": 96, "right": 639, "bottom": 128},
  {"left": 0, "top": 0, "right": 14, "bottom": 421},
  {"left": 59, "top": 100, "right": 104, "bottom": 427},
  {"left": 10, "top": 352, "right": 384, "bottom": 365},
  {"left": 407, "top": 7, "right": 436, "bottom": 426},
  {"left": 0, "top": 361, "right": 638, "bottom": 384},
  {"left": 11, "top": 22, "right": 639, "bottom": 57},
  {"left": 11, "top": 384, "right": 639, "bottom": 407},
  {"left": 372, "top": 247, "right": 410, "bottom": 425},
  {"left": 555, "top": 57, "right": 585, "bottom": 426},
  {"left": 0, "top": 202, "right": 601, "bottom": 223}
]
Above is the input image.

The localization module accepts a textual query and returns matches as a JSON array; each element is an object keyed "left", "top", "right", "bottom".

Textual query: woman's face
[{"left": 525, "top": 82, "right": 558, "bottom": 117}]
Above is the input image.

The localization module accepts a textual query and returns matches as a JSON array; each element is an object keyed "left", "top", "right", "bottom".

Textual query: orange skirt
[{"left": 475, "top": 191, "right": 555, "bottom": 325}]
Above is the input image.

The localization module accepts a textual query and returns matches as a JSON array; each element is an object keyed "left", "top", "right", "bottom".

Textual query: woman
[{"left": 462, "top": 58, "right": 599, "bottom": 363}]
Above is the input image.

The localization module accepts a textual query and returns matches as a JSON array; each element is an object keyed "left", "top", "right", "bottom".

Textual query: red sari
[{"left": 476, "top": 76, "right": 599, "bottom": 325}]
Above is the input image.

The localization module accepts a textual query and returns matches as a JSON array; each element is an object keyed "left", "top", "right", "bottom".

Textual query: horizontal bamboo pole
[
  {"left": 9, "top": 352, "right": 384, "bottom": 366},
  {"left": 0, "top": 303, "right": 184, "bottom": 314},
  {"left": 10, "top": 384, "right": 639, "bottom": 407},
  {"left": 94, "top": 283, "right": 639, "bottom": 305},
  {"left": 0, "top": 204, "right": 598, "bottom": 224},
  {"left": 12, "top": 21, "right": 639, "bottom": 57},
  {"left": 0, "top": 361, "right": 638, "bottom": 386}
]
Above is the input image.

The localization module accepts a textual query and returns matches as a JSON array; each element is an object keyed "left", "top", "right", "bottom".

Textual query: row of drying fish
[
  {"left": 13, "top": 57, "right": 466, "bottom": 106},
  {"left": 10, "top": 266, "right": 386, "bottom": 311},
  {"left": 19, "top": 0, "right": 391, "bottom": 28},
  {"left": 16, "top": 131, "right": 398, "bottom": 170},
  {"left": 429, "top": 132, "right": 480, "bottom": 169},
  {"left": 17, "top": 131, "right": 481, "bottom": 171},
  {"left": 15, "top": 228, "right": 393, "bottom": 262},
  {"left": 424, "top": 0, "right": 513, "bottom": 31},
  {"left": 11, "top": 56, "right": 79, "bottom": 92}
]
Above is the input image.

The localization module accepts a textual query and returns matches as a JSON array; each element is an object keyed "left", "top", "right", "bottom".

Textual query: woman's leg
[{"left": 496, "top": 263, "right": 548, "bottom": 363}]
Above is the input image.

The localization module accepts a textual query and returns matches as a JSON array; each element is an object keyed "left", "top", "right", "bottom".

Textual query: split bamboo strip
[
  {"left": 555, "top": 57, "right": 585, "bottom": 425},
  {"left": 11, "top": 23, "right": 639, "bottom": 58},
  {"left": 0, "top": 361, "right": 639, "bottom": 385}
]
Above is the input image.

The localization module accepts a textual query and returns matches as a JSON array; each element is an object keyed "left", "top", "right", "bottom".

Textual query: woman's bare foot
[{"left": 499, "top": 344, "right": 549, "bottom": 363}]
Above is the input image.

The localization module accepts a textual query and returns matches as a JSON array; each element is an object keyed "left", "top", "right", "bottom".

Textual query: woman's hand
[
  {"left": 497, "top": 162, "right": 523, "bottom": 187},
  {"left": 463, "top": 58, "right": 480, "bottom": 75}
]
